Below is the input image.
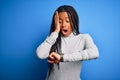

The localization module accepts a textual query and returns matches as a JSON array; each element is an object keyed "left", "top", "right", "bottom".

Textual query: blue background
[{"left": 1, "top": 0, "right": 120, "bottom": 80}]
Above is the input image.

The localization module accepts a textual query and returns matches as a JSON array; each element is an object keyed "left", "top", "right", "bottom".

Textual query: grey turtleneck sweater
[{"left": 36, "top": 32, "right": 99, "bottom": 80}]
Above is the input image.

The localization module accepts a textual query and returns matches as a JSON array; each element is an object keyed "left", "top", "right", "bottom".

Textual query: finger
[
  {"left": 49, "top": 52, "right": 55, "bottom": 59},
  {"left": 48, "top": 59, "right": 55, "bottom": 63},
  {"left": 56, "top": 11, "right": 59, "bottom": 18},
  {"left": 49, "top": 52, "right": 56, "bottom": 60},
  {"left": 51, "top": 52, "right": 60, "bottom": 61},
  {"left": 54, "top": 11, "right": 58, "bottom": 19},
  {"left": 48, "top": 56, "right": 55, "bottom": 61},
  {"left": 54, "top": 60, "right": 60, "bottom": 63},
  {"left": 49, "top": 55, "right": 55, "bottom": 60},
  {"left": 54, "top": 11, "right": 59, "bottom": 21}
]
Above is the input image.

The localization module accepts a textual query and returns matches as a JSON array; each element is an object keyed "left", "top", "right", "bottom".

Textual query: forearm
[
  {"left": 63, "top": 34, "right": 99, "bottom": 62},
  {"left": 63, "top": 45, "right": 99, "bottom": 62},
  {"left": 36, "top": 32, "right": 58, "bottom": 59}
]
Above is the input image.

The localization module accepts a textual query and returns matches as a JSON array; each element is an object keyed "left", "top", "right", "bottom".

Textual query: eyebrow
[{"left": 59, "top": 17, "right": 70, "bottom": 20}]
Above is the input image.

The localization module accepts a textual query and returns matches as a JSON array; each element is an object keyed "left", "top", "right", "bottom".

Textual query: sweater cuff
[{"left": 51, "top": 32, "right": 59, "bottom": 39}]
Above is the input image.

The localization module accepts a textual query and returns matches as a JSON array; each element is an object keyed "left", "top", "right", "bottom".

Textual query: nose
[{"left": 62, "top": 21, "right": 65, "bottom": 27}]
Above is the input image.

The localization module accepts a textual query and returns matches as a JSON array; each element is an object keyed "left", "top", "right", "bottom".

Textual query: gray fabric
[{"left": 36, "top": 32, "right": 99, "bottom": 80}]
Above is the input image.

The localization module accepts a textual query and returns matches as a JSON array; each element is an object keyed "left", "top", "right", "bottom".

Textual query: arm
[
  {"left": 63, "top": 34, "right": 99, "bottom": 62},
  {"left": 36, "top": 32, "right": 58, "bottom": 59},
  {"left": 36, "top": 11, "right": 60, "bottom": 59}
]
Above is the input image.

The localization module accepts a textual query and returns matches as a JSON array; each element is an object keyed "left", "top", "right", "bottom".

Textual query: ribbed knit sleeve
[
  {"left": 36, "top": 32, "right": 58, "bottom": 59},
  {"left": 63, "top": 34, "right": 99, "bottom": 62}
]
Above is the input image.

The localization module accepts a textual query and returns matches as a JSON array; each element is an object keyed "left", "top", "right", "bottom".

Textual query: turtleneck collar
[{"left": 61, "top": 32, "right": 75, "bottom": 38}]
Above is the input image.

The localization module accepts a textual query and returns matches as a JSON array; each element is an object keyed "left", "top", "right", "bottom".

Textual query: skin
[{"left": 48, "top": 11, "right": 72, "bottom": 64}]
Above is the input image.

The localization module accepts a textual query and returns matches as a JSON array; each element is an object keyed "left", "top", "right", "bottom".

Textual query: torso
[{"left": 47, "top": 33, "right": 86, "bottom": 80}]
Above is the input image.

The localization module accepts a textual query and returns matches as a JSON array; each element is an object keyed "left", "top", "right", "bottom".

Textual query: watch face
[{"left": 60, "top": 55, "right": 63, "bottom": 62}]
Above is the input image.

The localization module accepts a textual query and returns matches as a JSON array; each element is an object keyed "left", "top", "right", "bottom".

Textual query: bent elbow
[
  {"left": 88, "top": 47, "right": 99, "bottom": 60},
  {"left": 94, "top": 47, "right": 99, "bottom": 59},
  {"left": 95, "top": 53, "right": 99, "bottom": 59},
  {"left": 36, "top": 48, "right": 48, "bottom": 59}
]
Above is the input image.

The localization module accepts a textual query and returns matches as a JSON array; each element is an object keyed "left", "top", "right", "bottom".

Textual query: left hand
[
  {"left": 48, "top": 52, "right": 60, "bottom": 63},
  {"left": 54, "top": 11, "right": 60, "bottom": 33}
]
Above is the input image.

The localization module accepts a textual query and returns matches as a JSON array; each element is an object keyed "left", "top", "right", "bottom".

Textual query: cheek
[
  {"left": 68, "top": 24, "right": 72, "bottom": 30},
  {"left": 68, "top": 27, "right": 72, "bottom": 33},
  {"left": 60, "top": 25, "right": 62, "bottom": 29},
  {"left": 67, "top": 23, "right": 71, "bottom": 28}
]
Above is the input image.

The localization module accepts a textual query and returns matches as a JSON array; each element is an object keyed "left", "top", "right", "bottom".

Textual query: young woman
[{"left": 36, "top": 5, "right": 99, "bottom": 80}]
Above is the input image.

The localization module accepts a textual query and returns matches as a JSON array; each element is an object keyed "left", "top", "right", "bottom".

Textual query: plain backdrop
[{"left": 0, "top": 0, "right": 120, "bottom": 80}]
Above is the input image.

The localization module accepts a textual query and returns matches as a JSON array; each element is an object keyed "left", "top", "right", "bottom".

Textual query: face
[{"left": 58, "top": 12, "right": 72, "bottom": 37}]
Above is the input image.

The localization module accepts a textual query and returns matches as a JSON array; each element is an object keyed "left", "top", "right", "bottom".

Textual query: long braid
[
  {"left": 48, "top": 33, "right": 61, "bottom": 78},
  {"left": 47, "top": 5, "right": 80, "bottom": 79}
]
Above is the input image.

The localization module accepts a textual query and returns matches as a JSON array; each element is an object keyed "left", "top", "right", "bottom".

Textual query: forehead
[{"left": 58, "top": 12, "right": 69, "bottom": 19}]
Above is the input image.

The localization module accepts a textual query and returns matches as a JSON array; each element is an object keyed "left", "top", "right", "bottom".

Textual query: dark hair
[
  {"left": 50, "top": 5, "right": 79, "bottom": 35},
  {"left": 48, "top": 5, "right": 80, "bottom": 78}
]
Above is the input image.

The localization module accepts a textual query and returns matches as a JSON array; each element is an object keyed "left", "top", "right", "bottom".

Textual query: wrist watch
[{"left": 60, "top": 54, "right": 64, "bottom": 62}]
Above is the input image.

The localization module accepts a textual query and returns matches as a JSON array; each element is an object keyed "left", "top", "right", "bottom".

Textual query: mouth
[{"left": 63, "top": 30, "right": 68, "bottom": 33}]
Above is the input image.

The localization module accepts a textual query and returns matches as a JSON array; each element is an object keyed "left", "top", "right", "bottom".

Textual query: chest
[{"left": 61, "top": 36, "right": 85, "bottom": 54}]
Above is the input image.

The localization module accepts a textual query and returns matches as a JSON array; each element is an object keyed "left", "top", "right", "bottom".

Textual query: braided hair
[{"left": 48, "top": 5, "right": 80, "bottom": 78}]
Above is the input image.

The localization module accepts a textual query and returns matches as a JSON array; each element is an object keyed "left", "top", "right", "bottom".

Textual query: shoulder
[
  {"left": 77, "top": 33, "right": 92, "bottom": 39},
  {"left": 76, "top": 33, "right": 94, "bottom": 42}
]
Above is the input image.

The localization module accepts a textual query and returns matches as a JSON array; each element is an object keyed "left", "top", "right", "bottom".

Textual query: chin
[
  {"left": 61, "top": 31, "right": 71, "bottom": 37},
  {"left": 62, "top": 33, "right": 69, "bottom": 37}
]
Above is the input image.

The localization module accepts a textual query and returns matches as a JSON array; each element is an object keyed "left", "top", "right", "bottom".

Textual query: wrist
[
  {"left": 54, "top": 29, "right": 60, "bottom": 33},
  {"left": 60, "top": 54, "right": 64, "bottom": 62}
]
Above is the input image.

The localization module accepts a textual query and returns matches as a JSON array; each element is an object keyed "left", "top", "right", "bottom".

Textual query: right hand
[
  {"left": 54, "top": 11, "right": 60, "bottom": 33},
  {"left": 48, "top": 52, "right": 61, "bottom": 64}
]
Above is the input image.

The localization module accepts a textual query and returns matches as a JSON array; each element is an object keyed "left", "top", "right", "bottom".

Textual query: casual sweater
[{"left": 36, "top": 32, "right": 99, "bottom": 80}]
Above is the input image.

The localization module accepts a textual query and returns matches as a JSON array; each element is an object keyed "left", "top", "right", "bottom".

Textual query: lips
[
  {"left": 63, "top": 30, "right": 68, "bottom": 33},
  {"left": 61, "top": 29, "right": 68, "bottom": 36}
]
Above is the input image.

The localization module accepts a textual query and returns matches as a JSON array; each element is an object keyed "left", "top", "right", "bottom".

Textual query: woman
[{"left": 36, "top": 5, "right": 99, "bottom": 80}]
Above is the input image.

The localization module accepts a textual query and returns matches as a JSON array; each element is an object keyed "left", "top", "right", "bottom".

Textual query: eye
[
  {"left": 66, "top": 19, "right": 70, "bottom": 23},
  {"left": 59, "top": 20, "right": 62, "bottom": 24}
]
